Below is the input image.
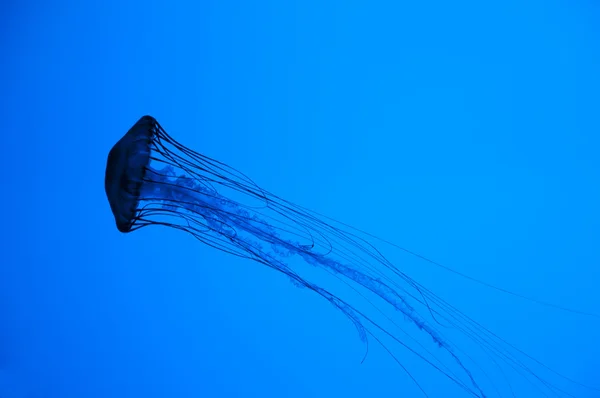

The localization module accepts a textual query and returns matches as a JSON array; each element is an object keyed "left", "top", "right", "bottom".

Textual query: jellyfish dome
[{"left": 105, "top": 115, "right": 155, "bottom": 233}]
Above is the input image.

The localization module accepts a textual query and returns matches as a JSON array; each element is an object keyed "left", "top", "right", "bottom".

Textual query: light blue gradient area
[{"left": 2, "top": 0, "right": 599, "bottom": 397}]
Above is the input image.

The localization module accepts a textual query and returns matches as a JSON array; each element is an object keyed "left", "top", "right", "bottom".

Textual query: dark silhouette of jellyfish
[{"left": 105, "top": 116, "right": 598, "bottom": 398}]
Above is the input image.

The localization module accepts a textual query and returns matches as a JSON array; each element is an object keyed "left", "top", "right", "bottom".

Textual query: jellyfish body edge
[{"left": 104, "top": 115, "right": 156, "bottom": 232}]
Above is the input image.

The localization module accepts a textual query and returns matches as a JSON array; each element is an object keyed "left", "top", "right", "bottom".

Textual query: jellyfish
[{"left": 105, "top": 115, "right": 597, "bottom": 397}]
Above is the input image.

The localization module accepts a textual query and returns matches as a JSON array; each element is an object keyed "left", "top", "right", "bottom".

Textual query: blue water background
[{"left": 2, "top": 1, "right": 599, "bottom": 397}]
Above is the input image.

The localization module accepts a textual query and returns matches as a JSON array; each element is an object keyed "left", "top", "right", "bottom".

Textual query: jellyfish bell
[
  {"left": 104, "top": 115, "right": 599, "bottom": 397},
  {"left": 105, "top": 115, "right": 155, "bottom": 233}
]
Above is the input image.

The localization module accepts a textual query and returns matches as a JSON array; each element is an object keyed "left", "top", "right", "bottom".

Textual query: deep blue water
[{"left": 2, "top": 1, "right": 599, "bottom": 397}]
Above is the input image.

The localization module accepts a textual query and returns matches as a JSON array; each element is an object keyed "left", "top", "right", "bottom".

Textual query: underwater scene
[{"left": 3, "top": 1, "right": 600, "bottom": 397}]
